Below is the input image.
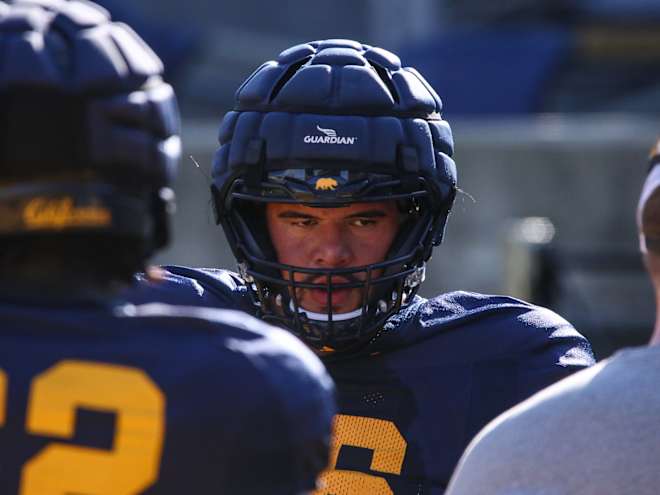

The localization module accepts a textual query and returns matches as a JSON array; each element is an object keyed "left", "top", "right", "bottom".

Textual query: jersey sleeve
[
  {"left": 512, "top": 306, "right": 595, "bottom": 402},
  {"left": 127, "top": 266, "right": 252, "bottom": 310},
  {"left": 465, "top": 304, "right": 594, "bottom": 438}
]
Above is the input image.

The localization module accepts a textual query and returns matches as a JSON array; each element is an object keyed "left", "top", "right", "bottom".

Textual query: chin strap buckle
[{"left": 404, "top": 265, "right": 426, "bottom": 289}]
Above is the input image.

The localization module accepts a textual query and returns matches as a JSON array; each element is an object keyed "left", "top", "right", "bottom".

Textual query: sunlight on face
[{"left": 266, "top": 201, "right": 401, "bottom": 314}]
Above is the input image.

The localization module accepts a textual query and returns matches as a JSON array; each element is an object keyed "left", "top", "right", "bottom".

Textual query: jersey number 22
[{"left": 0, "top": 360, "right": 164, "bottom": 495}]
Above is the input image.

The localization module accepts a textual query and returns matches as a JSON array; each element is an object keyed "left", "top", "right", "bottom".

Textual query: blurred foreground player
[
  {"left": 0, "top": 1, "right": 334, "bottom": 494},
  {"left": 446, "top": 140, "right": 660, "bottom": 495},
  {"left": 153, "top": 40, "right": 595, "bottom": 493}
]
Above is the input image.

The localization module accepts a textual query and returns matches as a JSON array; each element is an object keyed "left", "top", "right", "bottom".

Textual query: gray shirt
[{"left": 446, "top": 345, "right": 660, "bottom": 495}]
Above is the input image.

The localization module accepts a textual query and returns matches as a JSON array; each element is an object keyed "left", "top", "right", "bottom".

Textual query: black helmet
[
  {"left": 212, "top": 39, "right": 456, "bottom": 353},
  {"left": 0, "top": 0, "right": 180, "bottom": 260}
]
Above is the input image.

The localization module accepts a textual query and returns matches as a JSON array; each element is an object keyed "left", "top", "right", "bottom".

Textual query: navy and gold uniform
[
  {"left": 0, "top": 298, "right": 335, "bottom": 494},
  {"left": 0, "top": 4, "right": 334, "bottom": 494},
  {"left": 139, "top": 266, "right": 594, "bottom": 494},
  {"left": 184, "top": 41, "right": 595, "bottom": 493}
]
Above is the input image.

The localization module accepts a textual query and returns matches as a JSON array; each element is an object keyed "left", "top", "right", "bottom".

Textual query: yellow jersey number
[
  {"left": 314, "top": 414, "right": 408, "bottom": 495},
  {"left": 0, "top": 360, "right": 165, "bottom": 495}
]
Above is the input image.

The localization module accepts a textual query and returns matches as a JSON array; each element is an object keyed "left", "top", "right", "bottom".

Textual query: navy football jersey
[
  {"left": 0, "top": 298, "right": 335, "bottom": 494},
  {"left": 140, "top": 266, "right": 595, "bottom": 494}
]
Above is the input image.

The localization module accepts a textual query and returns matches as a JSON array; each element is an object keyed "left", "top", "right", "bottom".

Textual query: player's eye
[
  {"left": 350, "top": 218, "right": 377, "bottom": 228},
  {"left": 291, "top": 218, "right": 318, "bottom": 227}
]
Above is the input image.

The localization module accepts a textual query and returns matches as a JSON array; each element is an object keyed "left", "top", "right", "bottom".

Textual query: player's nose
[{"left": 312, "top": 223, "right": 353, "bottom": 268}]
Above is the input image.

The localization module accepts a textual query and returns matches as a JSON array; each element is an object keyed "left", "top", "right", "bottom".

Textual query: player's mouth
[
  {"left": 308, "top": 287, "right": 353, "bottom": 307},
  {"left": 299, "top": 275, "right": 363, "bottom": 312}
]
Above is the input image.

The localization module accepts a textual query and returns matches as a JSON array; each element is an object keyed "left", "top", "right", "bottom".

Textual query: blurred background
[{"left": 104, "top": 0, "right": 660, "bottom": 359}]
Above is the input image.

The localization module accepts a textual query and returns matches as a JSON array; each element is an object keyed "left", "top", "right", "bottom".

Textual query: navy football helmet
[
  {"left": 212, "top": 39, "right": 456, "bottom": 353},
  {"left": 0, "top": 0, "right": 180, "bottom": 259}
]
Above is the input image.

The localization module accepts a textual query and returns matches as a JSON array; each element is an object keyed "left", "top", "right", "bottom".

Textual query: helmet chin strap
[{"left": 289, "top": 300, "right": 363, "bottom": 322}]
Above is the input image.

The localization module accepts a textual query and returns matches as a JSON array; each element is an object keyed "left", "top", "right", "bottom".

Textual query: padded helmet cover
[
  {"left": 211, "top": 39, "right": 457, "bottom": 353},
  {"left": 0, "top": 0, "right": 180, "bottom": 254}
]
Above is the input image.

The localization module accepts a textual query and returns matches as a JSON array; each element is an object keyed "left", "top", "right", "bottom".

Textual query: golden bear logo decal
[{"left": 315, "top": 178, "right": 338, "bottom": 191}]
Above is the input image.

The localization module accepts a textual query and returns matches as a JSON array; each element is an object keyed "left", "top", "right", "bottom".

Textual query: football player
[
  {"left": 0, "top": 2, "right": 334, "bottom": 494},
  {"left": 151, "top": 40, "right": 596, "bottom": 492}
]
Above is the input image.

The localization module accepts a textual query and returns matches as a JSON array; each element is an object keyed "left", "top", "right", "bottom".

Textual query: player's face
[{"left": 266, "top": 201, "right": 400, "bottom": 314}]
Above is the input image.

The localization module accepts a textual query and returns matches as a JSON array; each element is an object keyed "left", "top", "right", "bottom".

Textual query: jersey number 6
[
  {"left": 0, "top": 360, "right": 165, "bottom": 495},
  {"left": 314, "top": 414, "right": 407, "bottom": 495}
]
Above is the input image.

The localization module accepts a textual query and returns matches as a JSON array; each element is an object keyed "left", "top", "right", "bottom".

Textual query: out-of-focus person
[{"left": 446, "top": 138, "right": 660, "bottom": 495}]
